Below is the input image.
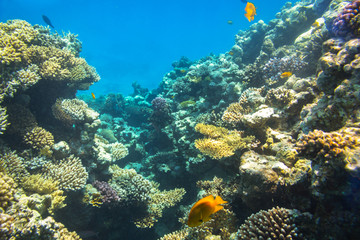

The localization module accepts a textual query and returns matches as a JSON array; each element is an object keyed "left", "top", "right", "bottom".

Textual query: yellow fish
[
  {"left": 244, "top": 2, "right": 256, "bottom": 22},
  {"left": 187, "top": 195, "right": 227, "bottom": 227},
  {"left": 227, "top": 20, "right": 233, "bottom": 25},
  {"left": 228, "top": 51, "right": 234, "bottom": 56},
  {"left": 91, "top": 92, "right": 96, "bottom": 99},
  {"left": 280, "top": 71, "right": 293, "bottom": 78}
]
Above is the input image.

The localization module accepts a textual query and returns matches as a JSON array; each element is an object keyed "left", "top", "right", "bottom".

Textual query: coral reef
[
  {"left": 0, "top": 172, "right": 16, "bottom": 210},
  {"left": 236, "top": 207, "right": 303, "bottom": 239},
  {"left": 194, "top": 123, "right": 255, "bottom": 159},
  {"left": 23, "top": 126, "right": 55, "bottom": 150},
  {"left": 331, "top": 0, "right": 360, "bottom": 37},
  {"left": 42, "top": 155, "right": 88, "bottom": 191}
]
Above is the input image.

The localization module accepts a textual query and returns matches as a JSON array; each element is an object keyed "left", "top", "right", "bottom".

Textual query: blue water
[{"left": 0, "top": 0, "right": 295, "bottom": 96}]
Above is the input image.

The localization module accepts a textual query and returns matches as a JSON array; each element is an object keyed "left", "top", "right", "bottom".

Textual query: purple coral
[
  {"left": 262, "top": 56, "right": 305, "bottom": 84},
  {"left": 151, "top": 97, "right": 169, "bottom": 113},
  {"left": 332, "top": 1, "right": 360, "bottom": 37},
  {"left": 92, "top": 180, "right": 120, "bottom": 203}
]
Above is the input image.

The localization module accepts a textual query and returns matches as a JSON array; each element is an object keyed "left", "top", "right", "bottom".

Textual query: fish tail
[{"left": 215, "top": 196, "right": 228, "bottom": 205}]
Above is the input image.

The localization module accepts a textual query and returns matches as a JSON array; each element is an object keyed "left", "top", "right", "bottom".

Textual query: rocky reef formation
[{"left": 2, "top": 0, "right": 360, "bottom": 239}]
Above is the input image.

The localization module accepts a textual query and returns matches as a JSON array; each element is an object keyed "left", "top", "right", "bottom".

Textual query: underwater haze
[
  {"left": 2, "top": 0, "right": 360, "bottom": 239},
  {"left": 1, "top": 0, "right": 292, "bottom": 96}
]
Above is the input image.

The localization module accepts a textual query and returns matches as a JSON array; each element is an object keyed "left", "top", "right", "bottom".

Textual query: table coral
[
  {"left": 42, "top": 155, "right": 88, "bottom": 191},
  {"left": 236, "top": 206, "right": 303, "bottom": 240},
  {"left": 194, "top": 123, "right": 255, "bottom": 160}
]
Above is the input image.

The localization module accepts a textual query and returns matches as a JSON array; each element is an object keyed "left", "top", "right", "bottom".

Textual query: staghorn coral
[
  {"left": 262, "top": 56, "right": 305, "bottom": 86},
  {"left": 134, "top": 187, "right": 186, "bottom": 228},
  {"left": 92, "top": 180, "right": 120, "bottom": 204},
  {"left": 0, "top": 172, "right": 16, "bottom": 210},
  {"left": 0, "top": 150, "right": 29, "bottom": 182},
  {"left": 0, "top": 212, "right": 14, "bottom": 239},
  {"left": 5, "top": 104, "right": 37, "bottom": 135},
  {"left": 42, "top": 155, "right": 88, "bottom": 191},
  {"left": 0, "top": 106, "right": 9, "bottom": 135},
  {"left": 93, "top": 134, "right": 128, "bottom": 164},
  {"left": 52, "top": 98, "right": 99, "bottom": 123},
  {"left": 108, "top": 165, "right": 153, "bottom": 205},
  {"left": 24, "top": 126, "right": 54, "bottom": 150},
  {"left": 2, "top": 196, "right": 81, "bottom": 240},
  {"left": 14, "top": 64, "right": 41, "bottom": 90},
  {"left": 159, "top": 229, "right": 189, "bottom": 240},
  {"left": 236, "top": 206, "right": 302, "bottom": 239},
  {"left": 194, "top": 123, "right": 255, "bottom": 159}
]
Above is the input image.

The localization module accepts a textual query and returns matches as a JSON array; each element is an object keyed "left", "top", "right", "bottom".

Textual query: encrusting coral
[
  {"left": 42, "top": 155, "right": 88, "bottom": 191},
  {"left": 236, "top": 206, "right": 303, "bottom": 240},
  {"left": 194, "top": 123, "right": 255, "bottom": 159}
]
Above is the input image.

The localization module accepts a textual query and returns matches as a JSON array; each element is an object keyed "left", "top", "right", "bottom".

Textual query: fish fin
[
  {"left": 214, "top": 196, "right": 228, "bottom": 205},
  {"left": 213, "top": 205, "right": 224, "bottom": 214}
]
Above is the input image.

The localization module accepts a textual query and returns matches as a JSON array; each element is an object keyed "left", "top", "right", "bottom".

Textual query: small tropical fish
[
  {"left": 91, "top": 92, "right": 96, "bottom": 99},
  {"left": 227, "top": 20, "right": 233, "bottom": 25},
  {"left": 312, "top": 21, "right": 320, "bottom": 28},
  {"left": 244, "top": 2, "right": 257, "bottom": 22},
  {"left": 180, "top": 69, "right": 186, "bottom": 73},
  {"left": 42, "top": 15, "right": 54, "bottom": 28},
  {"left": 228, "top": 51, "right": 234, "bottom": 56},
  {"left": 187, "top": 195, "right": 227, "bottom": 227},
  {"left": 280, "top": 71, "right": 293, "bottom": 78}
]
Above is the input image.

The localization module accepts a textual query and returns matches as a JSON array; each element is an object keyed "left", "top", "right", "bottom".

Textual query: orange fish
[
  {"left": 280, "top": 71, "right": 293, "bottom": 78},
  {"left": 228, "top": 51, "right": 234, "bottom": 56},
  {"left": 244, "top": 2, "right": 256, "bottom": 22},
  {"left": 187, "top": 195, "right": 227, "bottom": 227},
  {"left": 91, "top": 92, "right": 95, "bottom": 99}
]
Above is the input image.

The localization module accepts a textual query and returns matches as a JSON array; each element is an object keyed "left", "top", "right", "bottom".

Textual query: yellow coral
[
  {"left": 194, "top": 123, "right": 255, "bottom": 159},
  {"left": 0, "top": 172, "right": 16, "bottom": 209},
  {"left": 24, "top": 126, "right": 54, "bottom": 150}
]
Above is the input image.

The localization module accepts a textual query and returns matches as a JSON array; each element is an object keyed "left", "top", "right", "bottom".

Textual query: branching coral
[
  {"left": 194, "top": 123, "right": 255, "bottom": 159},
  {"left": 42, "top": 155, "right": 88, "bottom": 191},
  {"left": 5, "top": 103, "right": 37, "bottom": 135},
  {"left": 24, "top": 126, "right": 54, "bottom": 150},
  {"left": 52, "top": 98, "right": 99, "bottom": 123},
  {"left": 0, "top": 150, "right": 29, "bottom": 182},
  {"left": 0, "top": 106, "right": 9, "bottom": 134},
  {"left": 296, "top": 127, "right": 360, "bottom": 161},
  {"left": 236, "top": 206, "right": 302, "bottom": 239},
  {"left": 262, "top": 56, "right": 305, "bottom": 86},
  {"left": 0, "top": 172, "right": 16, "bottom": 210},
  {"left": 134, "top": 187, "right": 186, "bottom": 228},
  {"left": 93, "top": 134, "right": 128, "bottom": 164},
  {"left": 21, "top": 174, "right": 67, "bottom": 214},
  {"left": 14, "top": 64, "right": 41, "bottom": 90},
  {"left": 108, "top": 165, "right": 153, "bottom": 205}
]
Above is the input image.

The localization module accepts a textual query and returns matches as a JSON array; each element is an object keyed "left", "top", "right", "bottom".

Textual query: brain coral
[
  {"left": 42, "top": 155, "right": 88, "bottom": 191},
  {"left": 236, "top": 206, "right": 302, "bottom": 240}
]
